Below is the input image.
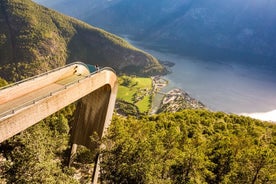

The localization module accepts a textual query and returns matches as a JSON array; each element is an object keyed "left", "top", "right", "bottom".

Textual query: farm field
[{"left": 117, "top": 76, "right": 152, "bottom": 113}]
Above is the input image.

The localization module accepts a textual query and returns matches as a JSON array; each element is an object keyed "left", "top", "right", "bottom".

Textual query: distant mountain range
[
  {"left": 35, "top": 0, "right": 276, "bottom": 67},
  {"left": 0, "top": 0, "right": 165, "bottom": 82}
]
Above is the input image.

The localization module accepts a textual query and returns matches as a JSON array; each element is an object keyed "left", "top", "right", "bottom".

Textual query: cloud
[{"left": 241, "top": 110, "right": 276, "bottom": 123}]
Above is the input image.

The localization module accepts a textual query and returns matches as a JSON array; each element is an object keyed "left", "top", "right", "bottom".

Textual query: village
[{"left": 152, "top": 76, "right": 206, "bottom": 113}]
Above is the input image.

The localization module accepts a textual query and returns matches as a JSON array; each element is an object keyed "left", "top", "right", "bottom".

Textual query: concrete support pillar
[
  {"left": 68, "top": 143, "right": 78, "bottom": 167},
  {"left": 92, "top": 154, "right": 101, "bottom": 184},
  {"left": 69, "top": 84, "right": 114, "bottom": 183},
  {"left": 0, "top": 63, "right": 118, "bottom": 183},
  {"left": 70, "top": 84, "right": 111, "bottom": 149}
]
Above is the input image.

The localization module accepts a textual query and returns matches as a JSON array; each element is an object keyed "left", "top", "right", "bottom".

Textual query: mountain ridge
[
  {"left": 0, "top": 0, "right": 166, "bottom": 82},
  {"left": 38, "top": 0, "right": 276, "bottom": 67}
]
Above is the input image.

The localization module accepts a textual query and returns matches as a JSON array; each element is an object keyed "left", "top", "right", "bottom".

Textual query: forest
[
  {"left": 100, "top": 110, "right": 276, "bottom": 183},
  {"left": 1, "top": 105, "right": 276, "bottom": 183}
]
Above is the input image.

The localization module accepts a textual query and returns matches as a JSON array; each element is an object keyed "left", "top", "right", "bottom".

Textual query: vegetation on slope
[
  {"left": 0, "top": 0, "right": 165, "bottom": 82},
  {"left": 117, "top": 75, "right": 153, "bottom": 114},
  {"left": 101, "top": 110, "right": 276, "bottom": 183},
  {"left": 0, "top": 77, "right": 8, "bottom": 87},
  {"left": 0, "top": 105, "right": 79, "bottom": 183},
  {"left": 1, "top": 106, "right": 276, "bottom": 183}
]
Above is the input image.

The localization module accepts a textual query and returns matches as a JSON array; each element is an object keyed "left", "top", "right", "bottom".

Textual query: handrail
[
  {"left": 0, "top": 62, "right": 89, "bottom": 91},
  {"left": 0, "top": 66, "right": 116, "bottom": 120}
]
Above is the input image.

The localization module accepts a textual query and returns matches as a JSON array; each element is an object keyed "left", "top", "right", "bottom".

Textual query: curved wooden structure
[
  {"left": 0, "top": 62, "right": 117, "bottom": 142},
  {"left": 0, "top": 62, "right": 118, "bottom": 182}
]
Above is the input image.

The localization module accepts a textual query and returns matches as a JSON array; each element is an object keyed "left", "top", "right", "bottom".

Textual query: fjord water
[
  {"left": 125, "top": 37, "right": 276, "bottom": 115},
  {"left": 33, "top": 0, "right": 276, "bottom": 120},
  {"left": 163, "top": 55, "right": 276, "bottom": 114}
]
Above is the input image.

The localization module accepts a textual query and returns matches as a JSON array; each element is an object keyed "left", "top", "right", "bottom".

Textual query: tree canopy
[
  {"left": 100, "top": 110, "right": 276, "bottom": 183},
  {"left": 1, "top": 107, "right": 276, "bottom": 183}
]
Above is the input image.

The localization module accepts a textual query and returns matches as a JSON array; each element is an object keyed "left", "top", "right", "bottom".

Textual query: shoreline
[
  {"left": 151, "top": 76, "right": 276, "bottom": 123},
  {"left": 151, "top": 76, "right": 206, "bottom": 114},
  {"left": 150, "top": 76, "right": 168, "bottom": 114},
  {"left": 124, "top": 36, "right": 276, "bottom": 118}
]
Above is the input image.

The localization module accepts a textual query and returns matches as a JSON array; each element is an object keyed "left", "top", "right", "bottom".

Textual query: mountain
[
  {"left": 0, "top": 0, "right": 166, "bottom": 82},
  {"left": 35, "top": 0, "right": 276, "bottom": 67},
  {"left": 33, "top": 0, "right": 122, "bottom": 20}
]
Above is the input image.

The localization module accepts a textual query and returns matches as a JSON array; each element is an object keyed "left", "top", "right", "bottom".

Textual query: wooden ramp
[
  {"left": 0, "top": 62, "right": 118, "bottom": 183},
  {"left": 0, "top": 62, "right": 117, "bottom": 142}
]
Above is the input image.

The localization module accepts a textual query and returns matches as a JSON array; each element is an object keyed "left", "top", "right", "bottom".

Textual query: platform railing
[{"left": 0, "top": 65, "right": 116, "bottom": 120}]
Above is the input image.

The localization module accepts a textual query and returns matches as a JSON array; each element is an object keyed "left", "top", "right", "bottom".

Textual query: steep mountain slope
[
  {"left": 34, "top": 0, "right": 122, "bottom": 20},
  {"left": 141, "top": 0, "right": 276, "bottom": 62},
  {"left": 0, "top": 0, "right": 165, "bottom": 82},
  {"left": 38, "top": 0, "right": 276, "bottom": 65}
]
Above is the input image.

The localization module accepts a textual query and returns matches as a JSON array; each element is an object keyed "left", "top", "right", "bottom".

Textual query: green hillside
[
  {"left": 117, "top": 76, "right": 152, "bottom": 114},
  {"left": 101, "top": 110, "right": 276, "bottom": 183},
  {"left": 1, "top": 109, "right": 276, "bottom": 183},
  {"left": 0, "top": 0, "right": 166, "bottom": 82}
]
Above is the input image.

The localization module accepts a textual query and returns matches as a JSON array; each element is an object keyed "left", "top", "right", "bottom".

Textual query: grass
[
  {"left": 117, "top": 76, "right": 152, "bottom": 113},
  {"left": 136, "top": 95, "right": 151, "bottom": 113},
  {"left": 117, "top": 86, "right": 135, "bottom": 102}
]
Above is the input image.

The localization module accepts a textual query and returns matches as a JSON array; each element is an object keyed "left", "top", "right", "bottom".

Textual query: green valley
[{"left": 117, "top": 76, "right": 152, "bottom": 114}]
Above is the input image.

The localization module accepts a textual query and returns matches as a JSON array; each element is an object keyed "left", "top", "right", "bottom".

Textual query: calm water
[{"left": 125, "top": 37, "right": 276, "bottom": 114}]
